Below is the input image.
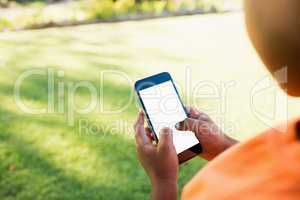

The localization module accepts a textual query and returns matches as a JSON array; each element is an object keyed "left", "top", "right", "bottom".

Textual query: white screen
[{"left": 139, "top": 80, "right": 198, "bottom": 154}]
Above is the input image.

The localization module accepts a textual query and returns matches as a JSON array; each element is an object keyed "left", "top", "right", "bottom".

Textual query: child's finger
[
  {"left": 134, "top": 112, "right": 150, "bottom": 146},
  {"left": 145, "top": 127, "right": 155, "bottom": 141}
]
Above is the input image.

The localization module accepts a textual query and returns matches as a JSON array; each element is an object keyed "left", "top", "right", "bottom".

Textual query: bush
[
  {"left": 0, "top": 0, "right": 237, "bottom": 31},
  {"left": 87, "top": 0, "right": 114, "bottom": 19},
  {"left": 165, "top": 0, "right": 180, "bottom": 12},
  {"left": 0, "top": 17, "right": 12, "bottom": 31},
  {"left": 139, "top": 1, "right": 167, "bottom": 15},
  {"left": 84, "top": 0, "right": 167, "bottom": 19},
  {"left": 153, "top": 1, "right": 167, "bottom": 14},
  {"left": 139, "top": 1, "right": 154, "bottom": 14},
  {"left": 114, "top": 0, "right": 135, "bottom": 15}
]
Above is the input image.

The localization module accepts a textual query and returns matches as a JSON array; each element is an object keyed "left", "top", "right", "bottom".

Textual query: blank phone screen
[{"left": 139, "top": 80, "right": 199, "bottom": 154}]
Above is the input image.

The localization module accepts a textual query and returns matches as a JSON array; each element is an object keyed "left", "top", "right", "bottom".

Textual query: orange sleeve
[{"left": 182, "top": 118, "right": 300, "bottom": 200}]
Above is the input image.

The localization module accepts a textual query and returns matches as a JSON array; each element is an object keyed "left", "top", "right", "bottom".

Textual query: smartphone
[{"left": 135, "top": 72, "right": 202, "bottom": 164}]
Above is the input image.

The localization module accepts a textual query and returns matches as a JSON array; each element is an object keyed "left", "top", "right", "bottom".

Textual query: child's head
[{"left": 244, "top": 0, "right": 300, "bottom": 96}]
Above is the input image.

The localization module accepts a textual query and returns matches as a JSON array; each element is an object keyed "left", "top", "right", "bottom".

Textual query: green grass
[{"left": 0, "top": 12, "right": 300, "bottom": 199}]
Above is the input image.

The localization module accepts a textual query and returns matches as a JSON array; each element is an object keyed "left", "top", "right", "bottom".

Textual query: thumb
[
  {"left": 158, "top": 127, "right": 173, "bottom": 149},
  {"left": 175, "top": 118, "right": 199, "bottom": 133}
]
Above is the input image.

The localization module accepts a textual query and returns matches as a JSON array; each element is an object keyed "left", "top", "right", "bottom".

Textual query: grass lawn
[{"left": 0, "top": 12, "right": 299, "bottom": 200}]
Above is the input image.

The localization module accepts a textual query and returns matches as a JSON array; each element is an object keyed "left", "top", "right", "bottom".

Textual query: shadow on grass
[
  {"left": 0, "top": 106, "right": 151, "bottom": 200},
  {"left": 0, "top": 131, "right": 141, "bottom": 200}
]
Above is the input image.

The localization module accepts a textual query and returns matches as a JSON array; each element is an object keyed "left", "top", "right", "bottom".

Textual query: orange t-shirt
[{"left": 182, "top": 118, "right": 300, "bottom": 200}]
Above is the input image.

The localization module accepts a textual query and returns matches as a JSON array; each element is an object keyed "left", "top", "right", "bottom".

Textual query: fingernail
[
  {"left": 140, "top": 110, "right": 144, "bottom": 116},
  {"left": 160, "top": 127, "right": 171, "bottom": 134}
]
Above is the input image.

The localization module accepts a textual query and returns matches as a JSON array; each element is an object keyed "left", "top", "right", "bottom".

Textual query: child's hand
[
  {"left": 134, "top": 111, "right": 178, "bottom": 200},
  {"left": 176, "top": 107, "right": 238, "bottom": 160}
]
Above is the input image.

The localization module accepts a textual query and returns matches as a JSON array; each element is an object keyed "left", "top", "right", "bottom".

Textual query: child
[{"left": 134, "top": 0, "right": 300, "bottom": 199}]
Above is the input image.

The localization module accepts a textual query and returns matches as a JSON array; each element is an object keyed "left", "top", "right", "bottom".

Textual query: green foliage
[
  {"left": 86, "top": 0, "right": 167, "bottom": 18},
  {"left": 0, "top": 0, "right": 241, "bottom": 31},
  {"left": 153, "top": 1, "right": 167, "bottom": 14},
  {"left": 87, "top": 0, "right": 115, "bottom": 19},
  {"left": 143, "top": 1, "right": 167, "bottom": 14},
  {"left": 139, "top": 1, "right": 154, "bottom": 14},
  {"left": 114, "top": 0, "right": 136, "bottom": 15},
  {"left": 165, "top": 1, "right": 176, "bottom": 12},
  {"left": 0, "top": 17, "right": 12, "bottom": 31}
]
